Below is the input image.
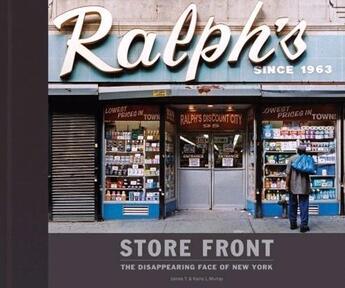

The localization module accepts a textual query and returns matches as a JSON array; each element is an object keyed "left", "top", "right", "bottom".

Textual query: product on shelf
[
  {"left": 164, "top": 131, "right": 176, "bottom": 201},
  {"left": 309, "top": 189, "right": 336, "bottom": 200},
  {"left": 129, "top": 191, "right": 145, "bottom": 201},
  {"left": 264, "top": 141, "right": 297, "bottom": 151},
  {"left": 145, "top": 192, "right": 160, "bottom": 201},
  {"left": 311, "top": 178, "right": 334, "bottom": 188},
  {"left": 146, "top": 178, "right": 160, "bottom": 189},
  {"left": 145, "top": 154, "right": 160, "bottom": 164},
  {"left": 265, "top": 154, "right": 290, "bottom": 164},
  {"left": 262, "top": 123, "right": 335, "bottom": 140}
]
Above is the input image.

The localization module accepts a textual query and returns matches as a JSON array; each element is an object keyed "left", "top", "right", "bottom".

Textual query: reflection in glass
[
  {"left": 213, "top": 134, "right": 243, "bottom": 168},
  {"left": 179, "top": 134, "right": 209, "bottom": 168}
]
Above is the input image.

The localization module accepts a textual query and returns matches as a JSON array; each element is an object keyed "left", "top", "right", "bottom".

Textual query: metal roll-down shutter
[{"left": 51, "top": 113, "right": 96, "bottom": 221}]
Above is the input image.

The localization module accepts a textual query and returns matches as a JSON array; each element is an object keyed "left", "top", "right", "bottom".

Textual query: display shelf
[
  {"left": 105, "top": 163, "right": 144, "bottom": 166},
  {"left": 265, "top": 175, "right": 287, "bottom": 178},
  {"left": 264, "top": 151, "right": 296, "bottom": 153},
  {"left": 105, "top": 188, "right": 144, "bottom": 191},
  {"left": 262, "top": 200, "right": 283, "bottom": 203},
  {"left": 264, "top": 163, "right": 287, "bottom": 166},
  {"left": 264, "top": 188, "right": 287, "bottom": 191},
  {"left": 263, "top": 138, "right": 334, "bottom": 141},
  {"left": 310, "top": 200, "right": 338, "bottom": 203},
  {"left": 310, "top": 175, "right": 335, "bottom": 177},
  {"left": 103, "top": 200, "right": 159, "bottom": 204},
  {"left": 105, "top": 151, "right": 144, "bottom": 154},
  {"left": 104, "top": 126, "right": 162, "bottom": 214},
  {"left": 311, "top": 187, "right": 335, "bottom": 189},
  {"left": 301, "top": 138, "right": 335, "bottom": 141},
  {"left": 262, "top": 199, "right": 338, "bottom": 204},
  {"left": 105, "top": 175, "right": 144, "bottom": 178}
]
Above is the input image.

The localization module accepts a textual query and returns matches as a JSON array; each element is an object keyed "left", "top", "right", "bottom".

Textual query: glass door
[
  {"left": 177, "top": 132, "right": 246, "bottom": 210},
  {"left": 212, "top": 133, "right": 246, "bottom": 208},
  {"left": 178, "top": 133, "right": 211, "bottom": 209}
]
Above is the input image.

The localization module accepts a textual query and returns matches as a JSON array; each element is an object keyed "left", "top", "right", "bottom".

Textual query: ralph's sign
[
  {"left": 54, "top": 1, "right": 307, "bottom": 82},
  {"left": 179, "top": 111, "right": 244, "bottom": 130}
]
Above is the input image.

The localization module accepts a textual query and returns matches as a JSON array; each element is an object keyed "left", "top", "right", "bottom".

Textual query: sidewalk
[{"left": 49, "top": 209, "right": 345, "bottom": 233}]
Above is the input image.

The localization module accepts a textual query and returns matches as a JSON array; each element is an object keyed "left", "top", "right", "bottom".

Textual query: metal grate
[
  {"left": 123, "top": 206, "right": 149, "bottom": 216},
  {"left": 298, "top": 204, "right": 319, "bottom": 215},
  {"left": 51, "top": 113, "right": 96, "bottom": 221}
]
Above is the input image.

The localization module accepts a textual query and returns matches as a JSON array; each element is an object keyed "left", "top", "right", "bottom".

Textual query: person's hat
[{"left": 297, "top": 144, "right": 307, "bottom": 153}]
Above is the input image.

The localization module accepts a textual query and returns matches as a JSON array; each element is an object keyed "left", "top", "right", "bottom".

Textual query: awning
[
  {"left": 48, "top": 83, "right": 345, "bottom": 98},
  {"left": 261, "top": 84, "right": 345, "bottom": 97},
  {"left": 48, "top": 84, "right": 98, "bottom": 96},
  {"left": 98, "top": 84, "right": 261, "bottom": 100}
]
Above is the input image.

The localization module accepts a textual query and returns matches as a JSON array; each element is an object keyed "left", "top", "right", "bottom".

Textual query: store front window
[
  {"left": 103, "top": 105, "right": 161, "bottom": 219},
  {"left": 261, "top": 104, "right": 339, "bottom": 216},
  {"left": 164, "top": 108, "right": 177, "bottom": 216}
]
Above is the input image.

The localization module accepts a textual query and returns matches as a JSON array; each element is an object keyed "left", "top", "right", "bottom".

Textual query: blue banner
[{"left": 48, "top": 34, "right": 345, "bottom": 83}]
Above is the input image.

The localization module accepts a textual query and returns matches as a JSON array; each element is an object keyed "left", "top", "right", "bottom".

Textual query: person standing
[{"left": 286, "top": 145, "right": 311, "bottom": 233}]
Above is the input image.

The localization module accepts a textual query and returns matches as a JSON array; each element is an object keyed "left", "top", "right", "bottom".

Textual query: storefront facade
[{"left": 48, "top": 0, "right": 345, "bottom": 221}]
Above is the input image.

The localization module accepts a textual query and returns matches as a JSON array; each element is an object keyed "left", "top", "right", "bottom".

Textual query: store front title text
[{"left": 54, "top": 1, "right": 307, "bottom": 81}]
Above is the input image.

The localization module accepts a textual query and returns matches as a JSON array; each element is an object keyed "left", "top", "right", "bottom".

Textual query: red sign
[
  {"left": 104, "top": 105, "right": 160, "bottom": 121},
  {"left": 262, "top": 105, "right": 337, "bottom": 121},
  {"left": 179, "top": 111, "right": 244, "bottom": 131}
]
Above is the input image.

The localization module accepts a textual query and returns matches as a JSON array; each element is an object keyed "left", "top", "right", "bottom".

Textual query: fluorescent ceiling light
[{"left": 179, "top": 136, "right": 196, "bottom": 146}]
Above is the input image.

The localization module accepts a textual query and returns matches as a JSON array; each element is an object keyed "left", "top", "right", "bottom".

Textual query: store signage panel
[
  {"left": 262, "top": 104, "right": 337, "bottom": 121},
  {"left": 104, "top": 105, "right": 160, "bottom": 121},
  {"left": 49, "top": 2, "right": 345, "bottom": 83},
  {"left": 179, "top": 111, "right": 245, "bottom": 131}
]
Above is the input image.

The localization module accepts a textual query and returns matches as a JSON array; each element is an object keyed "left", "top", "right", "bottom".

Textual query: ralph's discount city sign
[{"left": 49, "top": 1, "right": 344, "bottom": 83}]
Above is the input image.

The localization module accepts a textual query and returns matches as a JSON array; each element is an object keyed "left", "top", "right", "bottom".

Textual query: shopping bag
[{"left": 291, "top": 154, "right": 316, "bottom": 175}]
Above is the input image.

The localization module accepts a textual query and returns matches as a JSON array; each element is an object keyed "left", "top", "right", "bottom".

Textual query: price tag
[
  {"left": 189, "top": 158, "right": 200, "bottom": 167},
  {"left": 132, "top": 164, "right": 139, "bottom": 169},
  {"left": 222, "top": 157, "right": 234, "bottom": 167}
]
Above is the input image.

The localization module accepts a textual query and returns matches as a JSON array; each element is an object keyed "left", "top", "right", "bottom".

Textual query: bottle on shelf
[{"left": 105, "top": 190, "right": 111, "bottom": 201}]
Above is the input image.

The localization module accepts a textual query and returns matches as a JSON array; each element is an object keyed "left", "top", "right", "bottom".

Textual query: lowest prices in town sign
[
  {"left": 262, "top": 105, "right": 337, "bottom": 121},
  {"left": 49, "top": 2, "right": 345, "bottom": 83}
]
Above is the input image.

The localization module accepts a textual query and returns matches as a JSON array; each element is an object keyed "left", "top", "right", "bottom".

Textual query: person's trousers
[{"left": 289, "top": 193, "right": 309, "bottom": 227}]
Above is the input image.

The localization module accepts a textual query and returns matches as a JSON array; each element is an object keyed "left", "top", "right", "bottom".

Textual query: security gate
[{"left": 50, "top": 112, "right": 97, "bottom": 221}]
